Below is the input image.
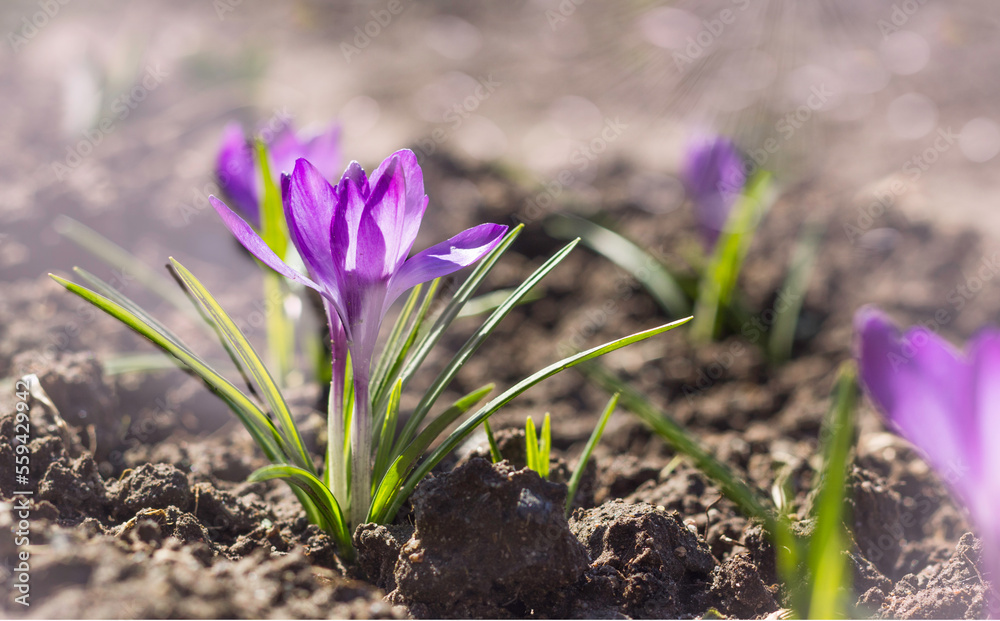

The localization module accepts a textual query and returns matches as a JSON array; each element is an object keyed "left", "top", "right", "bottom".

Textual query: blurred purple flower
[
  {"left": 681, "top": 135, "right": 747, "bottom": 250},
  {"left": 215, "top": 120, "right": 342, "bottom": 227},
  {"left": 209, "top": 148, "right": 507, "bottom": 522},
  {"left": 855, "top": 306, "right": 1000, "bottom": 604}
]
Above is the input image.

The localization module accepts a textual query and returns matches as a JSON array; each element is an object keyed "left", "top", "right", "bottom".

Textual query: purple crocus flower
[
  {"left": 681, "top": 135, "right": 747, "bottom": 250},
  {"left": 209, "top": 149, "right": 507, "bottom": 523},
  {"left": 216, "top": 120, "right": 342, "bottom": 227},
  {"left": 855, "top": 306, "right": 1000, "bottom": 607}
]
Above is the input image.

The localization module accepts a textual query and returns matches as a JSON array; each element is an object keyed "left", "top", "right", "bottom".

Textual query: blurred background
[{"left": 2, "top": 0, "right": 999, "bottom": 289}]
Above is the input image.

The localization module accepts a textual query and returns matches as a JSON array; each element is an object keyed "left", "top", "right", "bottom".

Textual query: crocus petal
[
  {"left": 369, "top": 149, "right": 427, "bottom": 267},
  {"left": 216, "top": 122, "right": 260, "bottom": 225},
  {"left": 302, "top": 123, "right": 342, "bottom": 181},
  {"left": 285, "top": 159, "right": 341, "bottom": 288},
  {"left": 855, "top": 307, "right": 979, "bottom": 495},
  {"left": 209, "top": 195, "right": 320, "bottom": 292},
  {"left": 969, "top": 330, "right": 1000, "bottom": 516},
  {"left": 682, "top": 136, "right": 746, "bottom": 250},
  {"left": 268, "top": 122, "right": 305, "bottom": 177},
  {"left": 333, "top": 162, "right": 371, "bottom": 274},
  {"left": 386, "top": 223, "right": 508, "bottom": 307}
]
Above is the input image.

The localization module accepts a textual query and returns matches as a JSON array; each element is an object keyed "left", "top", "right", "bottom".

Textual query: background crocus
[
  {"left": 210, "top": 148, "right": 508, "bottom": 525},
  {"left": 216, "top": 119, "right": 342, "bottom": 227},
  {"left": 681, "top": 135, "right": 748, "bottom": 251},
  {"left": 855, "top": 306, "right": 1000, "bottom": 609}
]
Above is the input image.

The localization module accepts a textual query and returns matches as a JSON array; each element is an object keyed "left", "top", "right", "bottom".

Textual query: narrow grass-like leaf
[
  {"left": 525, "top": 416, "right": 540, "bottom": 473},
  {"left": 372, "top": 378, "right": 403, "bottom": 486},
  {"left": 371, "top": 283, "right": 425, "bottom": 402},
  {"left": 73, "top": 267, "right": 191, "bottom": 352},
  {"left": 384, "top": 318, "right": 692, "bottom": 523},
  {"left": 539, "top": 413, "right": 551, "bottom": 479},
  {"left": 102, "top": 353, "right": 228, "bottom": 375},
  {"left": 390, "top": 225, "right": 523, "bottom": 401},
  {"left": 49, "top": 274, "right": 285, "bottom": 462},
  {"left": 692, "top": 171, "right": 774, "bottom": 341},
  {"left": 768, "top": 222, "right": 823, "bottom": 363},
  {"left": 394, "top": 237, "right": 578, "bottom": 456},
  {"left": 565, "top": 392, "right": 618, "bottom": 516},
  {"left": 255, "top": 141, "right": 295, "bottom": 383},
  {"left": 368, "top": 384, "right": 494, "bottom": 524},
  {"left": 248, "top": 464, "right": 352, "bottom": 557},
  {"left": 806, "top": 363, "right": 857, "bottom": 619},
  {"left": 169, "top": 258, "right": 314, "bottom": 474},
  {"left": 254, "top": 141, "right": 289, "bottom": 260},
  {"left": 545, "top": 214, "right": 690, "bottom": 318},
  {"left": 457, "top": 286, "right": 544, "bottom": 319},
  {"left": 483, "top": 419, "right": 503, "bottom": 463},
  {"left": 55, "top": 216, "right": 202, "bottom": 322},
  {"left": 579, "top": 359, "right": 777, "bottom": 529}
]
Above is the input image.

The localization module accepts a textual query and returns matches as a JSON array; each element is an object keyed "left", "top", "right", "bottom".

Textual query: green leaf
[
  {"left": 382, "top": 318, "right": 692, "bottom": 523},
  {"left": 539, "top": 413, "right": 551, "bottom": 479},
  {"left": 579, "top": 359, "right": 777, "bottom": 529},
  {"left": 768, "top": 222, "right": 823, "bottom": 363},
  {"left": 545, "top": 214, "right": 690, "bottom": 318},
  {"left": 565, "top": 393, "right": 618, "bottom": 516},
  {"left": 483, "top": 419, "right": 503, "bottom": 463},
  {"left": 255, "top": 141, "right": 296, "bottom": 384},
  {"left": 54, "top": 216, "right": 203, "bottom": 324},
  {"left": 692, "top": 171, "right": 774, "bottom": 341},
  {"left": 254, "top": 140, "right": 289, "bottom": 260},
  {"left": 248, "top": 464, "right": 352, "bottom": 558},
  {"left": 371, "top": 283, "right": 426, "bottom": 404},
  {"left": 393, "top": 236, "right": 578, "bottom": 456},
  {"left": 806, "top": 363, "right": 857, "bottom": 619},
  {"left": 525, "top": 416, "right": 539, "bottom": 474},
  {"left": 457, "top": 285, "right": 545, "bottom": 319},
  {"left": 49, "top": 273, "right": 286, "bottom": 463},
  {"left": 372, "top": 378, "right": 403, "bottom": 486},
  {"left": 168, "top": 258, "right": 314, "bottom": 474},
  {"left": 368, "top": 384, "right": 494, "bottom": 524}
]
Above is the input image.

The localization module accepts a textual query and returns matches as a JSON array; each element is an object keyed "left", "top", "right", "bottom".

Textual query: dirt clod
[{"left": 390, "top": 458, "right": 589, "bottom": 617}]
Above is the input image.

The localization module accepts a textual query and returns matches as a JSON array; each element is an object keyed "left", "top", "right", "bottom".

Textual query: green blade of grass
[
  {"left": 72, "top": 267, "right": 192, "bottom": 352},
  {"left": 692, "top": 171, "right": 774, "bottom": 341},
  {"left": 768, "top": 222, "right": 823, "bottom": 364},
  {"left": 367, "top": 384, "right": 494, "bottom": 524},
  {"left": 457, "top": 286, "right": 545, "bottom": 319},
  {"left": 806, "top": 363, "right": 858, "bottom": 619},
  {"left": 539, "top": 413, "right": 551, "bottom": 479},
  {"left": 49, "top": 274, "right": 286, "bottom": 462},
  {"left": 579, "top": 359, "right": 777, "bottom": 529},
  {"left": 565, "top": 392, "right": 618, "bottom": 516},
  {"left": 372, "top": 378, "right": 403, "bottom": 486},
  {"left": 255, "top": 141, "right": 295, "bottom": 383},
  {"left": 383, "top": 317, "right": 692, "bottom": 523},
  {"left": 371, "top": 283, "right": 426, "bottom": 403},
  {"left": 483, "top": 419, "right": 503, "bottom": 463},
  {"left": 168, "top": 258, "right": 314, "bottom": 475},
  {"left": 248, "top": 464, "right": 352, "bottom": 557},
  {"left": 54, "top": 216, "right": 203, "bottom": 323},
  {"left": 545, "top": 214, "right": 690, "bottom": 318},
  {"left": 393, "top": 237, "right": 579, "bottom": 456},
  {"left": 103, "top": 353, "right": 226, "bottom": 375},
  {"left": 525, "top": 416, "right": 539, "bottom": 473}
]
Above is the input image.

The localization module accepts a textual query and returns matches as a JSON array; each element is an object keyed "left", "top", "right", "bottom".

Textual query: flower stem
[{"left": 350, "top": 370, "right": 372, "bottom": 528}]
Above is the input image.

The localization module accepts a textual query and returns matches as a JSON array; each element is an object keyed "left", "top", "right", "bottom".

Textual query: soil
[{"left": 1, "top": 145, "right": 998, "bottom": 619}]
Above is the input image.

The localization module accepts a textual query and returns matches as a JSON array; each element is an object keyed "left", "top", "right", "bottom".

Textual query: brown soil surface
[{"left": 2, "top": 150, "right": 998, "bottom": 618}]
